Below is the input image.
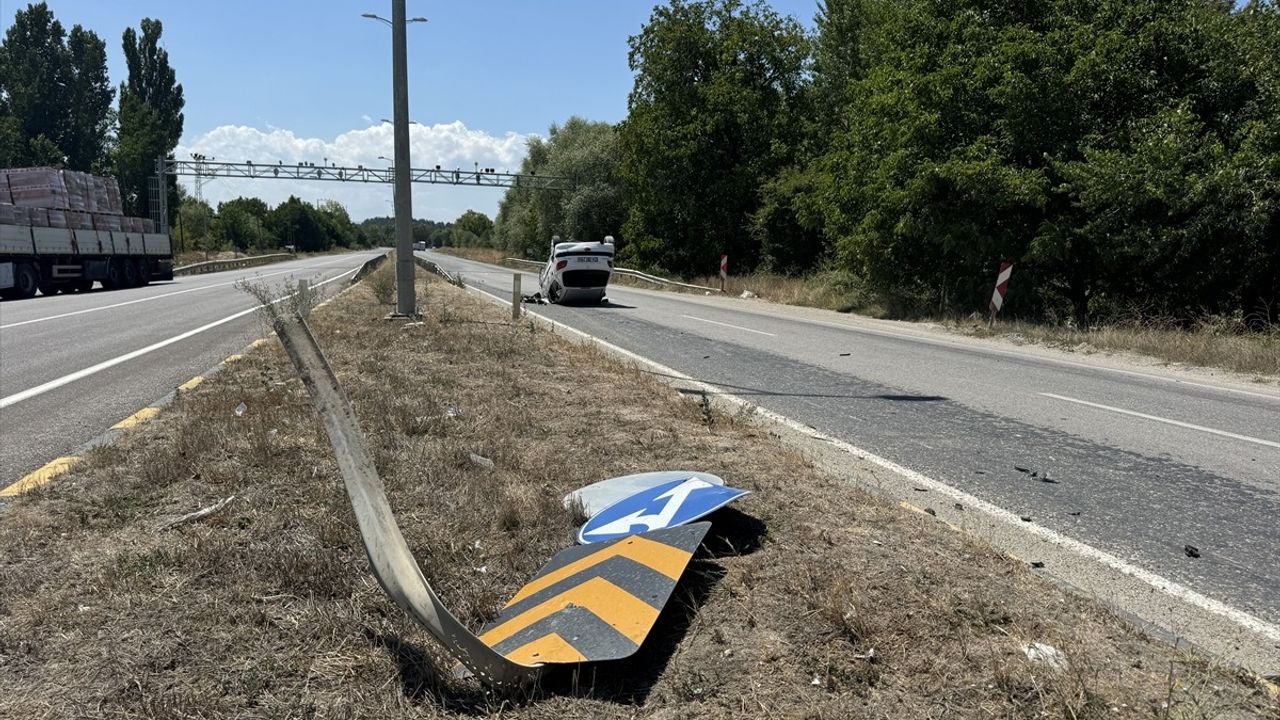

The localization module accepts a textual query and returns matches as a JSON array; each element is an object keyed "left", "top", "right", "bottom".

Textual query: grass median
[{"left": 0, "top": 263, "right": 1273, "bottom": 718}]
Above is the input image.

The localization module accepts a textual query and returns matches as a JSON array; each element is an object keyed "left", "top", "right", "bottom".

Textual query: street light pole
[
  {"left": 390, "top": 0, "right": 415, "bottom": 318},
  {"left": 364, "top": 5, "right": 423, "bottom": 317}
]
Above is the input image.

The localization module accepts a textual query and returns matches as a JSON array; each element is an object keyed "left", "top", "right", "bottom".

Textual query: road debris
[
  {"left": 577, "top": 475, "right": 749, "bottom": 544},
  {"left": 233, "top": 402, "right": 247, "bottom": 417},
  {"left": 1023, "top": 642, "right": 1068, "bottom": 670},
  {"left": 159, "top": 495, "right": 237, "bottom": 531},
  {"left": 468, "top": 452, "right": 495, "bottom": 469},
  {"left": 1184, "top": 545, "right": 1201, "bottom": 558}
]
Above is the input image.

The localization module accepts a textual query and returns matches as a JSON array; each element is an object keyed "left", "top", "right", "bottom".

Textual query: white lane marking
[
  {"left": 427, "top": 253, "right": 1280, "bottom": 403},
  {"left": 0, "top": 256, "right": 364, "bottom": 330},
  {"left": 457, "top": 277, "right": 1280, "bottom": 646},
  {"left": 0, "top": 266, "right": 359, "bottom": 409},
  {"left": 680, "top": 314, "right": 776, "bottom": 337},
  {"left": 1041, "top": 393, "right": 1280, "bottom": 449}
]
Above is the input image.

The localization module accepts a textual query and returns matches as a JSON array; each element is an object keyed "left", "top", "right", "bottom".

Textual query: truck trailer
[
  {"left": 0, "top": 167, "right": 173, "bottom": 299},
  {"left": 0, "top": 223, "right": 174, "bottom": 299}
]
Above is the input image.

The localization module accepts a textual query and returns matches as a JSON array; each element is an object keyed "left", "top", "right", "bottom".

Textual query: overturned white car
[{"left": 538, "top": 235, "right": 615, "bottom": 304}]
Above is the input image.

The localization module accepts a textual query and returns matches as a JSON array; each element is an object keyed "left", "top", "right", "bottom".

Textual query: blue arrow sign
[{"left": 578, "top": 476, "right": 750, "bottom": 544}]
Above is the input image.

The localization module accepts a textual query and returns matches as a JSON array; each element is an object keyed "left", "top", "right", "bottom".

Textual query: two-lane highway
[
  {"left": 424, "top": 250, "right": 1280, "bottom": 668},
  {"left": 0, "top": 250, "right": 384, "bottom": 483}
]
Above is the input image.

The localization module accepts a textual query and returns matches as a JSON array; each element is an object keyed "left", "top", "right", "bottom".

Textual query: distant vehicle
[
  {"left": 538, "top": 235, "right": 615, "bottom": 304},
  {"left": 1, "top": 167, "right": 173, "bottom": 300},
  {"left": 413, "top": 240, "right": 427, "bottom": 251}
]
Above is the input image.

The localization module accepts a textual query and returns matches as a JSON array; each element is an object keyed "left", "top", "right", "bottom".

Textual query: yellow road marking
[
  {"left": 503, "top": 632, "right": 587, "bottom": 665},
  {"left": 899, "top": 500, "right": 927, "bottom": 515},
  {"left": 1, "top": 456, "right": 78, "bottom": 497},
  {"left": 250, "top": 338, "right": 270, "bottom": 348},
  {"left": 111, "top": 406, "right": 160, "bottom": 430},
  {"left": 177, "top": 376, "right": 204, "bottom": 392},
  {"left": 481, "top": 576, "right": 659, "bottom": 647},
  {"left": 506, "top": 535, "right": 692, "bottom": 606},
  {"left": 220, "top": 354, "right": 243, "bottom": 366}
]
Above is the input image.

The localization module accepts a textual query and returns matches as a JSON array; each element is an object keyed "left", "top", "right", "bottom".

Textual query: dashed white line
[
  {"left": 681, "top": 314, "right": 776, "bottom": 337},
  {"left": 0, "top": 266, "right": 359, "bottom": 409},
  {"left": 1041, "top": 392, "right": 1280, "bottom": 449}
]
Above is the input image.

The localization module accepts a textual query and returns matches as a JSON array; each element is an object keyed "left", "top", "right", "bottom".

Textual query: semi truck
[
  {"left": 0, "top": 167, "right": 173, "bottom": 299},
  {"left": 0, "top": 223, "right": 174, "bottom": 298}
]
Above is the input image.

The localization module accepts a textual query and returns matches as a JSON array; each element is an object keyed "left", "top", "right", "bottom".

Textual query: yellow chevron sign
[{"left": 477, "top": 522, "right": 710, "bottom": 665}]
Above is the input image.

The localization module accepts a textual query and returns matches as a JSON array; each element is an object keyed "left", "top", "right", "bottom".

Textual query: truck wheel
[
  {"left": 11, "top": 263, "right": 39, "bottom": 299},
  {"left": 134, "top": 258, "right": 151, "bottom": 286},
  {"left": 121, "top": 258, "right": 139, "bottom": 287},
  {"left": 72, "top": 279, "right": 94, "bottom": 293},
  {"left": 103, "top": 259, "right": 125, "bottom": 290},
  {"left": 38, "top": 281, "right": 60, "bottom": 296}
]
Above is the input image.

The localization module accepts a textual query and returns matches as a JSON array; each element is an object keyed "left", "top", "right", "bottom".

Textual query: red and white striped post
[
  {"left": 989, "top": 261, "right": 1013, "bottom": 324},
  {"left": 719, "top": 254, "right": 728, "bottom": 292}
]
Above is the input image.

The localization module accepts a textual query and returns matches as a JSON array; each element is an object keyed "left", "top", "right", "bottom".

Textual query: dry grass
[
  {"left": 1, "top": 269, "right": 1274, "bottom": 718},
  {"left": 435, "top": 246, "right": 508, "bottom": 266},
  {"left": 948, "top": 315, "right": 1280, "bottom": 379}
]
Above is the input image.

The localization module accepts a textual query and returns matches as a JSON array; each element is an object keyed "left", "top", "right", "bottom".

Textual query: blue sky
[{"left": 3, "top": 1, "right": 821, "bottom": 221}]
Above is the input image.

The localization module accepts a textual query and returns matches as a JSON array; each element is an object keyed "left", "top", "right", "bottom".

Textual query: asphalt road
[
  {"left": 0, "top": 250, "right": 384, "bottom": 483},
  {"left": 423, "top": 250, "right": 1280, "bottom": 653}
]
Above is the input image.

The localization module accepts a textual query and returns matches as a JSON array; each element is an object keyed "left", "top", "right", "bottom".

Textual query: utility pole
[{"left": 390, "top": 0, "right": 416, "bottom": 318}]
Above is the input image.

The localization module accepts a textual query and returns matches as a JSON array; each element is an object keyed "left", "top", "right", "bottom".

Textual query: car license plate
[{"left": 580, "top": 257, "right": 599, "bottom": 263}]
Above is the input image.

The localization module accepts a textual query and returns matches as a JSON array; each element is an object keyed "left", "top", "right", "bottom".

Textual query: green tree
[
  {"left": 0, "top": 2, "right": 69, "bottom": 167},
  {"left": 63, "top": 25, "right": 115, "bottom": 171},
  {"left": 452, "top": 209, "right": 494, "bottom": 247},
  {"left": 0, "top": 3, "right": 114, "bottom": 171},
  {"left": 618, "top": 0, "right": 810, "bottom": 273},
  {"left": 266, "top": 196, "right": 325, "bottom": 252},
  {"left": 494, "top": 118, "right": 626, "bottom": 258},
  {"left": 215, "top": 197, "right": 273, "bottom": 251},
  {"left": 115, "top": 18, "right": 184, "bottom": 221}
]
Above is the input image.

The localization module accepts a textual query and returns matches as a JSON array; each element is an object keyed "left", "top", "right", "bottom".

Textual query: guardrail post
[
  {"left": 299, "top": 279, "right": 311, "bottom": 318},
  {"left": 511, "top": 273, "right": 521, "bottom": 321}
]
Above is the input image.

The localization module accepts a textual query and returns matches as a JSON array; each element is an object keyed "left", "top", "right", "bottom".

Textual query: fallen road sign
[
  {"left": 564, "top": 470, "right": 725, "bottom": 518},
  {"left": 274, "top": 313, "right": 716, "bottom": 688},
  {"left": 579, "top": 476, "right": 749, "bottom": 544},
  {"left": 475, "top": 522, "right": 711, "bottom": 664}
]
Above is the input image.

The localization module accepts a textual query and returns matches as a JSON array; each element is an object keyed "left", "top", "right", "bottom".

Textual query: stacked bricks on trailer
[{"left": 0, "top": 167, "right": 172, "bottom": 300}]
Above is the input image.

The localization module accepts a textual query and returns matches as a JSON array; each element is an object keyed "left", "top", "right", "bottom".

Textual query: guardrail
[
  {"left": 349, "top": 251, "right": 392, "bottom": 283},
  {"left": 414, "top": 255, "right": 463, "bottom": 286},
  {"left": 502, "top": 257, "right": 721, "bottom": 293},
  {"left": 173, "top": 253, "right": 295, "bottom": 276}
]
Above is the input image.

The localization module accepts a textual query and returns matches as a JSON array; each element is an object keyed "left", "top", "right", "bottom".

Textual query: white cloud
[{"left": 175, "top": 121, "right": 534, "bottom": 222}]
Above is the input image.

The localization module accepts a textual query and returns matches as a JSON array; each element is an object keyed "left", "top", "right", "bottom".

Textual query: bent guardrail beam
[
  {"left": 272, "top": 313, "right": 541, "bottom": 688},
  {"left": 174, "top": 252, "right": 295, "bottom": 276}
]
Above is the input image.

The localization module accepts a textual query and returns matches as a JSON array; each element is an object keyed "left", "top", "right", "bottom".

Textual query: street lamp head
[
  {"left": 409, "top": 17, "right": 428, "bottom": 23},
  {"left": 360, "top": 12, "right": 377, "bottom": 19}
]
